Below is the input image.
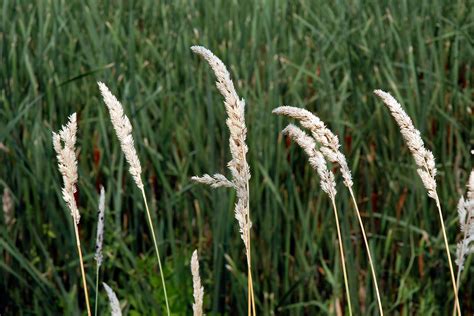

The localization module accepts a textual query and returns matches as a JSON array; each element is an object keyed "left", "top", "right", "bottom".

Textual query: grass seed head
[
  {"left": 52, "top": 113, "right": 80, "bottom": 224},
  {"left": 98, "top": 82, "right": 143, "bottom": 190}
]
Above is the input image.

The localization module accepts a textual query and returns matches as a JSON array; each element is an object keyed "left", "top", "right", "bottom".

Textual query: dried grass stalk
[
  {"left": 191, "top": 45, "right": 255, "bottom": 316},
  {"left": 98, "top": 82, "right": 170, "bottom": 315},
  {"left": 282, "top": 124, "right": 352, "bottom": 315},
  {"left": 274, "top": 106, "right": 383, "bottom": 315},
  {"left": 374, "top": 89, "right": 461, "bottom": 316},
  {"left": 52, "top": 113, "right": 91, "bottom": 316},
  {"left": 191, "top": 250, "right": 204, "bottom": 316}
]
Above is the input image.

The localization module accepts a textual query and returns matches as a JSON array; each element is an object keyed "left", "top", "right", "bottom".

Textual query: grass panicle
[
  {"left": 97, "top": 82, "right": 143, "bottom": 190},
  {"left": 98, "top": 82, "right": 170, "bottom": 316},
  {"left": 374, "top": 89, "right": 461, "bottom": 316},
  {"left": 191, "top": 45, "right": 255, "bottom": 316},
  {"left": 103, "top": 282, "right": 122, "bottom": 316},
  {"left": 282, "top": 124, "right": 352, "bottom": 315},
  {"left": 274, "top": 106, "right": 383, "bottom": 315},
  {"left": 52, "top": 113, "right": 91, "bottom": 316}
]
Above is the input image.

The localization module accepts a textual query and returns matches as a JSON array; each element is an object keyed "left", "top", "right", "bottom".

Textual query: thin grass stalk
[
  {"left": 141, "top": 189, "right": 170, "bottom": 315},
  {"left": 247, "top": 229, "right": 256, "bottom": 315},
  {"left": 273, "top": 108, "right": 382, "bottom": 315},
  {"left": 74, "top": 224, "right": 92, "bottom": 316},
  {"left": 281, "top": 124, "right": 352, "bottom": 313},
  {"left": 246, "top": 184, "right": 256, "bottom": 316},
  {"left": 94, "top": 265, "right": 100, "bottom": 316},
  {"left": 348, "top": 189, "right": 382, "bottom": 315},
  {"left": 330, "top": 198, "right": 352, "bottom": 316},
  {"left": 432, "top": 196, "right": 461, "bottom": 316}
]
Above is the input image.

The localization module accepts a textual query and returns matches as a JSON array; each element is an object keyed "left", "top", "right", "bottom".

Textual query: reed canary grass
[
  {"left": 191, "top": 45, "right": 255, "bottom": 316},
  {"left": 374, "top": 89, "right": 461, "bottom": 316},
  {"left": 273, "top": 106, "right": 383, "bottom": 315},
  {"left": 103, "top": 282, "right": 122, "bottom": 316},
  {"left": 52, "top": 113, "right": 91, "bottom": 316},
  {"left": 98, "top": 82, "right": 170, "bottom": 315},
  {"left": 282, "top": 124, "right": 352, "bottom": 315}
]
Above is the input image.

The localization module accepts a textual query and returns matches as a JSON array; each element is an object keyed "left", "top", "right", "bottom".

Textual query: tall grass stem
[
  {"left": 330, "top": 198, "right": 352, "bottom": 316},
  {"left": 141, "top": 189, "right": 170, "bottom": 315},
  {"left": 348, "top": 189, "right": 383, "bottom": 316},
  {"left": 434, "top": 197, "right": 461, "bottom": 316},
  {"left": 94, "top": 265, "right": 99, "bottom": 316},
  {"left": 74, "top": 224, "right": 91, "bottom": 316}
]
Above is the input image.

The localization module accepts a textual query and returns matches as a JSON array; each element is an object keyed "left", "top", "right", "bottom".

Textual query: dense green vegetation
[{"left": 1, "top": 0, "right": 473, "bottom": 314}]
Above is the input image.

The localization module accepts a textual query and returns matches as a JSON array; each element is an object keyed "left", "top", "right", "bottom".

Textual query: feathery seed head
[
  {"left": 282, "top": 124, "right": 337, "bottom": 198},
  {"left": 52, "top": 113, "right": 80, "bottom": 224},
  {"left": 191, "top": 46, "right": 250, "bottom": 186},
  {"left": 191, "top": 250, "right": 204, "bottom": 316},
  {"left": 191, "top": 45, "right": 252, "bottom": 253},
  {"left": 103, "top": 282, "right": 122, "bottom": 316},
  {"left": 98, "top": 82, "right": 143, "bottom": 190},
  {"left": 191, "top": 174, "right": 235, "bottom": 189},
  {"left": 374, "top": 90, "right": 437, "bottom": 199},
  {"left": 273, "top": 106, "right": 353, "bottom": 187}
]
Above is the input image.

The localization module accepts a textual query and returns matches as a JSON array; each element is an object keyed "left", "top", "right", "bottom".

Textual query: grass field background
[{"left": 1, "top": 0, "right": 473, "bottom": 314}]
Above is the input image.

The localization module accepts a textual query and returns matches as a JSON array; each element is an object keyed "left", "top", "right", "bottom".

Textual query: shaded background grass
[{"left": 0, "top": 0, "right": 473, "bottom": 314}]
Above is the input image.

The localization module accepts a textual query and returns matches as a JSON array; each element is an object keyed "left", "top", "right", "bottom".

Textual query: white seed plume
[
  {"left": 98, "top": 82, "right": 143, "bottom": 190},
  {"left": 95, "top": 186, "right": 106, "bottom": 267},
  {"left": 103, "top": 282, "right": 122, "bottom": 316},
  {"left": 2, "top": 188, "right": 14, "bottom": 230},
  {"left": 52, "top": 113, "right": 80, "bottom": 224},
  {"left": 191, "top": 45, "right": 252, "bottom": 251},
  {"left": 191, "top": 174, "right": 235, "bottom": 189},
  {"left": 273, "top": 106, "right": 353, "bottom": 188},
  {"left": 374, "top": 90, "right": 437, "bottom": 199},
  {"left": 282, "top": 124, "right": 336, "bottom": 199},
  {"left": 456, "top": 170, "right": 474, "bottom": 271},
  {"left": 191, "top": 250, "right": 204, "bottom": 316}
]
